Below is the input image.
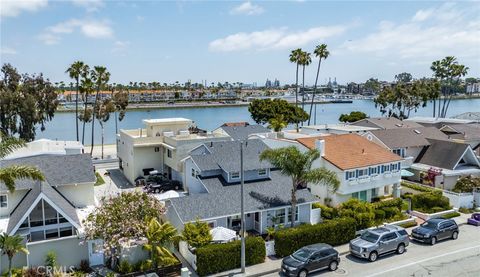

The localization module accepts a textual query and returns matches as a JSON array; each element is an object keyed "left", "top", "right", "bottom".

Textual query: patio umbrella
[
  {"left": 210, "top": 226, "right": 237, "bottom": 242},
  {"left": 401, "top": 169, "right": 414, "bottom": 177}
]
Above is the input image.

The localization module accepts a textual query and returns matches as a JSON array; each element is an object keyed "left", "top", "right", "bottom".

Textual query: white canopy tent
[{"left": 210, "top": 226, "right": 237, "bottom": 243}]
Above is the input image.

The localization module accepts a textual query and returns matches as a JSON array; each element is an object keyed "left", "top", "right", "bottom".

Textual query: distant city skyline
[{"left": 1, "top": 0, "right": 479, "bottom": 85}]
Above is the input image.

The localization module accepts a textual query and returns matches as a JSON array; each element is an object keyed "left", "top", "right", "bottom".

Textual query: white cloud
[
  {"left": 0, "top": 47, "right": 17, "bottom": 55},
  {"left": 39, "top": 18, "right": 113, "bottom": 45},
  {"left": 209, "top": 25, "right": 348, "bottom": 52},
  {"left": 230, "top": 1, "right": 264, "bottom": 16},
  {"left": 0, "top": 0, "right": 48, "bottom": 17},
  {"left": 71, "top": 0, "right": 105, "bottom": 12},
  {"left": 111, "top": 40, "right": 130, "bottom": 55},
  {"left": 340, "top": 3, "right": 480, "bottom": 60}
]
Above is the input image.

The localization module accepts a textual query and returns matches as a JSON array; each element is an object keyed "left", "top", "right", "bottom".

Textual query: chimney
[{"left": 315, "top": 139, "right": 325, "bottom": 157}]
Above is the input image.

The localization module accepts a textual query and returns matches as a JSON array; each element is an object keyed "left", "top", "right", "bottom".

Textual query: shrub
[
  {"left": 79, "top": 260, "right": 90, "bottom": 273},
  {"left": 117, "top": 259, "right": 133, "bottom": 274},
  {"left": 401, "top": 182, "right": 436, "bottom": 193},
  {"left": 398, "top": 221, "right": 417, "bottom": 228},
  {"left": 453, "top": 176, "right": 480, "bottom": 193},
  {"left": 374, "top": 209, "right": 385, "bottom": 223},
  {"left": 313, "top": 203, "right": 338, "bottom": 220},
  {"left": 373, "top": 198, "right": 403, "bottom": 210},
  {"left": 45, "top": 251, "right": 57, "bottom": 269},
  {"left": 274, "top": 217, "right": 356, "bottom": 258},
  {"left": 95, "top": 172, "right": 105, "bottom": 186},
  {"left": 459, "top": 207, "right": 475, "bottom": 214},
  {"left": 382, "top": 207, "right": 400, "bottom": 219},
  {"left": 407, "top": 191, "right": 451, "bottom": 213},
  {"left": 196, "top": 236, "right": 265, "bottom": 276},
  {"left": 338, "top": 199, "right": 375, "bottom": 230},
  {"left": 441, "top": 211, "right": 461, "bottom": 219},
  {"left": 182, "top": 220, "right": 212, "bottom": 249}
]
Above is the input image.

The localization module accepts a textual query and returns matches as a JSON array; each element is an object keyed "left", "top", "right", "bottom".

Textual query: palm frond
[
  {"left": 0, "top": 165, "right": 45, "bottom": 192},
  {"left": 303, "top": 167, "right": 340, "bottom": 192},
  {"left": 0, "top": 135, "right": 26, "bottom": 158}
]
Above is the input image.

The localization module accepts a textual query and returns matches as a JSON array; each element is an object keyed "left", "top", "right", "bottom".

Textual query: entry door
[{"left": 88, "top": 239, "right": 105, "bottom": 266}]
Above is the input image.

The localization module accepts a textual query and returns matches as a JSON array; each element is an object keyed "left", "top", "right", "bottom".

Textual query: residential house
[
  {"left": 117, "top": 118, "right": 231, "bottom": 185},
  {"left": 362, "top": 127, "right": 448, "bottom": 168},
  {"left": 351, "top": 117, "right": 422, "bottom": 130},
  {"left": 0, "top": 153, "right": 98, "bottom": 270},
  {"left": 300, "top": 124, "right": 379, "bottom": 135},
  {"left": 405, "top": 116, "right": 474, "bottom": 129},
  {"left": 212, "top": 123, "right": 269, "bottom": 141},
  {"left": 409, "top": 139, "right": 480, "bottom": 190},
  {"left": 296, "top": 134, "right": 404, "bottom": 205},
  {"left": 439, "top": 123, "right": 480, "bottom": 156},
  {"left": 166, "top": 140, "right": 320, "bottom": 234}
]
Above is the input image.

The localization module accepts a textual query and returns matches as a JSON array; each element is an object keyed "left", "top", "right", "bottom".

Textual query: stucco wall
[
  {"left": 0, "top": 189, "right": 28, "bottom": 217},
  {"left": 57, "top": 183, "right": 95, "bottom": 207},
  {"left": 27, "top": 236, "right": 88, "bottom": 268}
]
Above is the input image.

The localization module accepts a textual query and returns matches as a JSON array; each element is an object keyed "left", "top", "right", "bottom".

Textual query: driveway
[{"left": 94, "top": 166, "right": 138, "bottom": 204}]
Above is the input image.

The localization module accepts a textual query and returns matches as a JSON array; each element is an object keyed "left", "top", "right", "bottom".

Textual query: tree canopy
[
  {"left": 248, "top": 98, "right": 309, "bottom": 128},
  {"left": 0, "top": 64, "right": 58, "bottom": 141},
  {"left": 338, "top": 111, "right": 367, "bottom": 123}
]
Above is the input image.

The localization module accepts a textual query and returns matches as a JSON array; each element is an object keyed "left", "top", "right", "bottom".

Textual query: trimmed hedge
[
  {"left": 403, "top": 191, "right": 451, "bottom": 213},
  {"left": 441, "top": 211, "right": 461, "bottom": 219},
  {"left": 402, "top": 182, "right": 436, "bottom": 193},
  {"left": 274, "top": 218, "right": 356, "bottom": 257},
  {"left": 195, "top": 236, "right": 265, "bottom": 276}
]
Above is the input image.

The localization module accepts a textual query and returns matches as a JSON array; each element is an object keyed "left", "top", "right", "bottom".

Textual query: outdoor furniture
[{"left": 467, "top": 213, "right": 480, "bottom": 226}]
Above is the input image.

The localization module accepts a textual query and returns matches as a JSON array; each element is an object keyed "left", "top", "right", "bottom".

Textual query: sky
[{"left": 1, "top": 0, "right": 479, "bottom": 85}]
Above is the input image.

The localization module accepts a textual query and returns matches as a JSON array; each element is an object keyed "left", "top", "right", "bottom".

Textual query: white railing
[{"left": 179, "top": 241, "right": 197, "bottom": 271}]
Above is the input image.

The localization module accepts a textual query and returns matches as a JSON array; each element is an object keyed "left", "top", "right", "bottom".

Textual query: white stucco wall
[
  {"left": 57, "top": 183, "right": 95, "bottom": 207},
  {"left": 0, "top": 189, "right": 28, "bottom": 217}
]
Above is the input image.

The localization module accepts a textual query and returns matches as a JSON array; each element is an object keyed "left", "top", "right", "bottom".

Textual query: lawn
[{"left": 95, "top": 172, "right": 105, "bottom": 186}]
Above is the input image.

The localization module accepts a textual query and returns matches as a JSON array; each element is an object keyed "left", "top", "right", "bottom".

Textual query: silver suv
[{"left": 349, "top": 225, "right": 409, "bottom": 262}]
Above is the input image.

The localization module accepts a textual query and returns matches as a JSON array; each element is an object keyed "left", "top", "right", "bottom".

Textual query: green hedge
[
  {"left": 195, "top": 236, "right": 265, "bottom": 276},
  {"left": 401, "top": 182, "right": 436, "bottom": 193},
  {"left": 403, "top": 191, "right": 451, "bottom": 213},
  {"left": 441, "top": 212, "right": 461, "bottom": 219},
  {"left": 274, "top": 218, "right": 356, "bottom": 258}
]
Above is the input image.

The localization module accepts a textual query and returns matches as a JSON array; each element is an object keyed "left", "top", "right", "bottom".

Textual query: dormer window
[
  {"left": 231, "top": 172, "right": 240, "bottom": 179},
  {"left": 258, "top": 169, "right": 267, "bottom": 176}
]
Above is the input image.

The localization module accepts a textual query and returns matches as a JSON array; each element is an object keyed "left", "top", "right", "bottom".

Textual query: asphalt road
[{"left": 265, "top": 224, "right": 480, "bottom": 277}]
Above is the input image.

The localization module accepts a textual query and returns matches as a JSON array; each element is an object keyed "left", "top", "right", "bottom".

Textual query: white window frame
[
  {"left": 287, "top": 206, "right": 299, "bottom": 223},
  {"left": 258, "top": 169, "right": 267, "bottom": 176},
  {"left": 231, "top": 172, "right": 240, "bottom": 179},
  {"left": 346, "top": 171, "right": 356, "bottom": 180},
  {"left": 370, "top": 166, "right": 378, "bottom": 176},
  {"left": 274, "top": 208, "right": 286, "bottom": 225},
  {"left": 0, "top": 195, "right": 7, "bottom": 208}
]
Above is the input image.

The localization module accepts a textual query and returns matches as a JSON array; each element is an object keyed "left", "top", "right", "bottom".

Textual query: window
[
  {"left": 58, "top": 214, "right": 68, "bottom": 223},
  {"left": 275, "top": 209, "right": 286, "bottom": 224},
  {"left": 167, "top": 149, "right": 172, "bottom": 158},
  {"left": 191, "top": 168, "right": 196, "bottom": 177},
  {"left": 45, "top": 229, "right": 59, "bottom": 240},
  {"left": 381, "top": 232, "right": 398, "bottom": 241},
  {"left": 231, "top": 172, "right": 240, "bottom": 179},
  {"left": 60, "top": 227, "right": 73, "bottom": 237},
  {"left": 287, "top": 207, "right": 299, "bottom": 222},
  {"left": 154, "top": 147, "right": 160, "bottom": 152},
  {"left": 370, "top": 167, "right": 378, "bottom": 175},
  {"left": 258, "top": 169, "right": 267, "bottom": 176},
  {"left": 397, "top": 230, "right": 408, "bottom": 236},
  {"left": 357, "top": 168, "right": 368, "bottom": 178},
  {"left": 0, "top": 195, "right": 7, "bottom": 208},
  {"left": 31, "top": 231, "right": 44, "bottom": 242},
  {"left": 392, "top": 148, "right": 405, "bottom": 157},
  {"left": 345, "top": 171, "right": 356, "bottom": 180}
]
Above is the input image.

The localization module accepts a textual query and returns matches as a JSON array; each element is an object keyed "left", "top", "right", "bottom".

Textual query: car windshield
[
  {"left": 421, "top": 221, "right": 438, "bottom": 229},
  {"left": 360, "top": 231, "right": 380, "bottom": 243},
  {"left": 292, "top": 249, "right": 312, "bottom": 262}
]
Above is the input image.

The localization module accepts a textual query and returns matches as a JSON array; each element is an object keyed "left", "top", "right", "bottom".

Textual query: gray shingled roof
[
  {"left": 220, "top": 125, "right": 269, "bottom": 141},
  {"left": 352, "top": 117, "right": 422, "bottom": 130},
  {"left": 416, "top": 139, "right": 469, "bottom": 170},
  {"left": 442, "top": 124, "right": 480, "bottom": 141},
  {"left": 190, "top": 139, "right": 272, "bottom": 172},
  {"left": 0, "top": 154, "right": 96, "bottom": 191},
  {"left": 370, "top": 127, "right": 448, "bottom": 148},
  {"left": 6, "top": 182, "right": 81, "bottom": 234},
  {"left": 167, "top": 170, "right": 317, "bottom": 222}
]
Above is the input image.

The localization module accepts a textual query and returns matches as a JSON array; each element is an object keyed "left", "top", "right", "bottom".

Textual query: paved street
[{"left": 263, "top": 224, "right": 480, "bottom": 277}]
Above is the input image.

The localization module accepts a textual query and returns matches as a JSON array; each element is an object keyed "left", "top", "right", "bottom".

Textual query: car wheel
[
  {"left": 452, "top": 231, "right": 458, "bottom": 240},
  {"left": 396, "top": 243, "right": 405, "bottom": 254},
  {"left": 368, "top": 251, "right": 378, "bottom": 262},
  {"left": 329, "top": 261, "right": 338, "bottom": 271},
  {"left": 430, "top": 236, "right": 437, "bottom": 245},
  {"left": 298, "top": 269, "right": 308, "bottom": 277}
]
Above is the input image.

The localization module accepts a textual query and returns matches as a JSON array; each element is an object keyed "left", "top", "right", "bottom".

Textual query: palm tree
[
  {"left": 308, "top": 44, "right": 330, "bottom": 126},
  {"left": 143, "top": 218, "right": 180, "bottom": 268},
  {"left": 79, "top": 77, "right": 94, "bottom": 146},
  {"left": 260, "top": 146, "right": 339, "bottom": 227},
  {"left": 90, "top": 66, "right": 110, "bottom": 155},
  {"left": 299, "top": 51, "right": 312, "bottom": 113},
  {"left": 0, "top": 134, "right": 45, "bottom": 192},
  {"left": 0, "top": 233, "right": 29, "bottom": 277},
  {"left": 289, "top": 48, "right": 303, "bottom": 107},
  {"left": 267, "top": 114, "right": 288, "bottom": 132},
  {"left": 66, "top": 61, "right": 86, "bottom": 141}
]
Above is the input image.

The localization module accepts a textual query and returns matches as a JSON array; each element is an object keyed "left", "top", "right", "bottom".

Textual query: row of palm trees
[{"left": 289, "top": 44, "right": 330, "bottom": 126}]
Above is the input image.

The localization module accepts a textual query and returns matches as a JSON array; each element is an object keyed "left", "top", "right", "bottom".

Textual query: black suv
[
  {"left": 143, "top": 181, "right": 182, "bottom": 193},
  {"left": 281, "top": 243, "right": 340, "bottom": 277},
  {"left": 411, "top": 218, "right": 459, "bottom": 245}
]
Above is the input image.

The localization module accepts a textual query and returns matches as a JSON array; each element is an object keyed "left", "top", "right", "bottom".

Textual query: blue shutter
[
  {"left": 356, "top": 169, "right": 359, "bottom": 178},
  {"left": 345, "top": 172, "right": 348, "bottom": 180}
]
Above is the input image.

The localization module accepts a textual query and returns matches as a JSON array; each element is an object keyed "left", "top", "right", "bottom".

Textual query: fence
[
  {"left": 179, "top": 241, "right": 197, "bottom": 271},
  {"left": 310, "top": 208, "right": 322, "bottom": 224},
  {"left": 442, "top": 190, "right": 474, "bottom": 209}
]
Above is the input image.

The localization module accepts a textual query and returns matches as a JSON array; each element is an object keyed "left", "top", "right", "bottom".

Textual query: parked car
[
  {"left": 281, "top": 243, "right": 340, "bottom": 277},
  {"left": 143, "top": 181, "right": 182, "bottom": 193},
  {"left": 467, "top": 213, "right": 480, "bottom": 226},
  {"left": 349, "top": 225, "right": 409, "bottom": 262},
  {"left": 411, "top": 218, "right": 459, "bottom": 245}
]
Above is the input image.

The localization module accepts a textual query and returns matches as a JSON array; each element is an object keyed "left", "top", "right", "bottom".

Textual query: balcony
[{"left": 401, "top": 156, "right": 414, "bottom": 168}]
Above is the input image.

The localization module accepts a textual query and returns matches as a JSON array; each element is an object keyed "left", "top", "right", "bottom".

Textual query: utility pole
[{"left": 240, "top": 141, "right": 246, "bottom": 273}]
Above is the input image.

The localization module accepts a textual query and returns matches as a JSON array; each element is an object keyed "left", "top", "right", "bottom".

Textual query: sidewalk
[{"left": 209, "top": 214, "right": 471, "bottom": 277}]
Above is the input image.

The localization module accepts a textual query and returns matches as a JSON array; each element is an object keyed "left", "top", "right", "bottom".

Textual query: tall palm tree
[
  {"left": 299, "top": 51, "right": 312, "bottom": 114},
  {"left": 0, "top": 134, "right": 45, "bottom": 192},
  {"left": 308, "top": 44, "right": 330, "bottom": 126},
  {"left": 66, "top": 61, "right": 86, "bottom": 141},
  {"left": 90, "top": 66, "right": 110, "bottom": 155},
  {"left": 289, "top": 48, "right": 303, "bottom": 107},
  {"left": 260, "top": 146, "right": 339, "bottom": 227},
  {"left": 79, "top": 77, "right": 94, "bottom": 146},
  {"left": 0, "top": 233, "right": 29, "bottom": 277},
  {"left": 268, "top": 114, "right": 288, "bottom": 132},
  {"left": 143, "top": 218, "right": 180, "bottom": 268}
]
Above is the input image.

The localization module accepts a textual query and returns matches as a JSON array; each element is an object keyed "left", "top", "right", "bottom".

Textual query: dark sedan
[
  {"left": 411, "top": 218, "right": 459, "bottom": 245},
  {"left": 281, "top": 243, "right": 340, "bottom": 277},
  {"left": 143, "top": 181, "right": 182, "bottom": 193}
]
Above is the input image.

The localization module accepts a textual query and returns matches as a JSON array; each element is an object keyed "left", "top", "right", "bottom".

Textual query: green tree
[
  {"left": 268, "top": 114, "right": 288, "bottom": 132},
  {"left": 338, "top": 111, "right": 368, "bottom": 123},
  {"left": 364, "top": 78, "right": 381, "bottom": 94},
  {"left": 0, "top": 64, "right": 58, "bottom": 142},
  {"left": 453, "top": 175, "right": 480, "bottom": 193},
  {"left": 289, "top": 48, "right": 303, "bottom": 107},
  {"left": 143, "top": 218, "right": 180, "bottom": 268},
  {"left": 308, "top": 44, "right": 329, "bottom": 126},
  {"left": 0, "top": 233, "right": 29, "bottom": 277},
  {"left": 66, "top": 61, "right": 86, "bottom": 142},
  {"left": 394, "top": 72, "right": 413, "bottom": 83},
  {"left": 299, "top": 51, "right": 312, "bottom": 112},
  {"left": 248, "top": 99, "right": 309, "bottom": 131},
  {"left": 90, "top": 66, "right": 110, "bottom": 155},
  {"left": 83, "top": 191, "right": 165, "bottom": 268},
  {"left": 181, "top": 220, "right": 212, "bottom": 249},
  {"left": 0, "top": 134, "right": 45, "bottom": 192},
  {"left": 260, "top": 147, "right": 340, "bottom": 227},
  {"left": 79, "top": 77, "right": 94, "bottom": 145}
]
